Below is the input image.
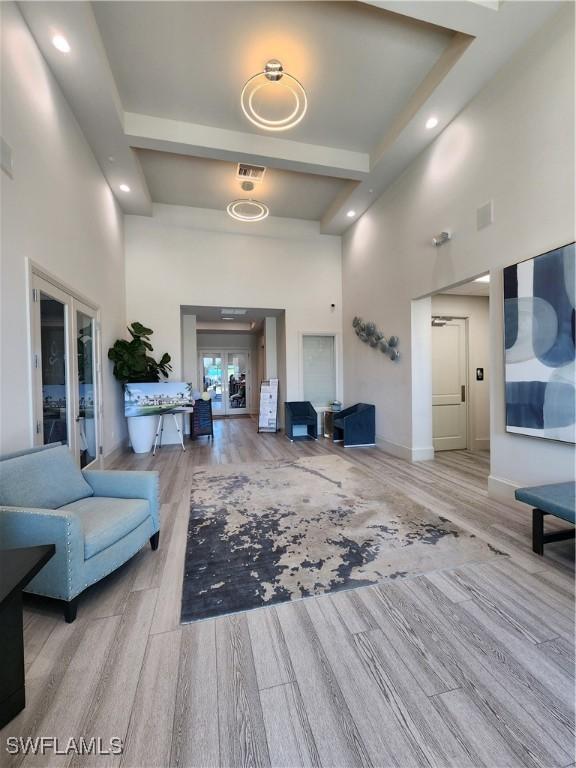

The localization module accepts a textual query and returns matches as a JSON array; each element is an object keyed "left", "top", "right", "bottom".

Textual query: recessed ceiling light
[
  {"left": 474, "top": 275, "right": 490, "bottom": 283},
  {"left": 347, "top": 210, "right": 356, "bottom": 218},
  {"left": 425, "top": 116, "right": 439, "bottom": 130},
  {"left": 119, "top": 184, "right": 131, "bottom": 192},
  {"left": 241, "top": 59, "right": 307, "bottom": 132},
  {"left": 52, "top": 35, "right": 71, "bottom": 53},
  {"left": 221, "top": 308, "right": 247, "bottom": 315}
]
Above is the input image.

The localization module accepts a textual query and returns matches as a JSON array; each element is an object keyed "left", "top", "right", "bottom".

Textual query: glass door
[
  {"left": 75, "top": 302, "right": 99, "bottom": 467},
  {"left": 32, "top": 280, "right": 72, "bottom": 448},
  {"left": 201, "top": 353, "right": 224, "bottom": 415},
  {"left": 31, "top": 273, "right": 101, "bottom": 466},
  {"left": 199, "top": 351, "right": 251, "bottom": 415},
  {"left": 226, "top": 351, "right": 250, "bottom": 414}
]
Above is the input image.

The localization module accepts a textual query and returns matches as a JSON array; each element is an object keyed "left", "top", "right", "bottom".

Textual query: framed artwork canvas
[{"left": 503, "top": 241, "right": 575, "bottom": 443}]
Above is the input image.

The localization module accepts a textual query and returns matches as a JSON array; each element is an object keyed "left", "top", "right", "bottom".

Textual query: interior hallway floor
[{"left": 2, "top": 417, "right": 574, "bottom": 768}]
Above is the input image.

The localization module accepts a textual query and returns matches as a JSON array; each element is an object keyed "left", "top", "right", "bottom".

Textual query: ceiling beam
[
  {"left": 124, "top": 112, "right": 370, "bottom": 181},
  {"left": 322, "top": 0, "right": 564, "bottom": 233},
  {"left": 18, "top": 1, "right": 152, "bottom": 216}
]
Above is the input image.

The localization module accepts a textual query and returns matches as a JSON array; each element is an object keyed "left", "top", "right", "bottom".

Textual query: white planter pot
[{"left": 127, "top": 415, "right": 158, "bottom": 454}]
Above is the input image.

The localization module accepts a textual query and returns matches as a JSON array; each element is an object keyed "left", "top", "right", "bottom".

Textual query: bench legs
[
  {"left": 532, "top": 508, "right": 575, "bottom": 555},
  {"left": 150, "top": 531, "right": 160, "bottom": 551}
]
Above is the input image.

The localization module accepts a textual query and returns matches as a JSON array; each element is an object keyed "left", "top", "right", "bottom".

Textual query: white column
[
  {"left": 181, "top": 313, "right": 198, "bottom": 387},
  {"left": 264, "top": 316, "right": 277, "bottom": 379},
  {"left": 410, "top": 297, "right": 434, "bottom": 461}
]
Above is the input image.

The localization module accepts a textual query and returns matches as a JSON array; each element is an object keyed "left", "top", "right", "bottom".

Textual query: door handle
[{"left": 461, "top": 385, "right": 466, "bottom": 403}]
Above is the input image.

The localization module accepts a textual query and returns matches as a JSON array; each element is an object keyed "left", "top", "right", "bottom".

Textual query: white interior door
[
  {"left": 432, "top": 317, "right": 468, "bottom": 451},
  {"left": 31, "top": 274, "right": 101, "bottom": 466}
]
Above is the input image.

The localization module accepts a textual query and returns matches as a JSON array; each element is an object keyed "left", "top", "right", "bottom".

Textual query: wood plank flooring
[{"left": 2, "top": 417, "right": 574, "bottom": 767}]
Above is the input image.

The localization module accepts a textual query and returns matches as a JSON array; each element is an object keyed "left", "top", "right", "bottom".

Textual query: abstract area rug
[{"left": 180, "top": 455, "right": 506, "bottom": 622}]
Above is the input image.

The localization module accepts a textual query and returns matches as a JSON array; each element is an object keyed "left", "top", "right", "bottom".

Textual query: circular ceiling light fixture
[
  {"left": 425, "top": 116, "right": 439, "bottom": 130},
  {"left": 226, "top": 199, "right": 269, "bottom": 222},
  {"left": 241, "top": 59, "right": 307, "bottom": 132}
]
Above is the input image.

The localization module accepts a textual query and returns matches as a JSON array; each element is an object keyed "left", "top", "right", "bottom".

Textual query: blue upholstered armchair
[
  {"left": 0, "top": 445, "right": 160, "bottom": 622},
  {"left": 333, "top": 403, "right": 376, "bottom": 447}
]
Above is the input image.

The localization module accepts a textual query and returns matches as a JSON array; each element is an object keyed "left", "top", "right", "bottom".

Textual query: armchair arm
[
  {"left": 0, "top": 506, "right": 84, "bottom": 600},
  {"left": 336, "top": 405, "right": 359, "bottom": 420},
  {"left": 82, "top": 470, "right": 160, "bottom": 529}
]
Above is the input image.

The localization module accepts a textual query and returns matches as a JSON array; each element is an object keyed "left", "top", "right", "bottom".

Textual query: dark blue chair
[
  {"left": 285, "top": 402, "right": 317, "bottom": 441},
  {"left": 333, "top": 403, "right": 375, "bottom": 447}
]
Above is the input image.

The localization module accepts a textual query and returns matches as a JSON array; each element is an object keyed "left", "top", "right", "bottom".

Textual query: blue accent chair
[
  {"left": 285, "top": 401, "right": 318, "bottom": 441},
  {"left": 333, "top": 403, "right": 376, "bottom": 447},
  {"left": 0, "top": 445, "right": 160, "bottom": 621}
]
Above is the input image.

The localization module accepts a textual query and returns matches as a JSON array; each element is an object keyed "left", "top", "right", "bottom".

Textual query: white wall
[
  {"left": 276, "top": 312, "right": 287, "bottom": 428},
  {"left": 125, "top": 204, "right": 342, "bottom": 441},
  {"left": 0, "top": 3, "right": 126, "bottom": 456},
  {"left": 432, "top": 294, "right": 490, "bottom": 452},
  {"left": 342, "top": 6, "right": 575, "bottom": 495}
]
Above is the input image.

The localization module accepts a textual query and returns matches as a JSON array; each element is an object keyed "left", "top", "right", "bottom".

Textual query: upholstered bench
[{"left": 515, "top": 482, "right": 575, "bottom": 556}]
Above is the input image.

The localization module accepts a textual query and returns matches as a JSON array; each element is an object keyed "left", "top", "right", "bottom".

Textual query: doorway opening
[
  {"left": 431, "top": 275, "right": 490, "bottom": 454},
  {"left": 180, "top": 305, "right": 286, "bottom": 420}
]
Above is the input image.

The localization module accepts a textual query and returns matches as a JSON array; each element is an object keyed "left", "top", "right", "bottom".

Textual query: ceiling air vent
[{"left": 236, "top": 163, "right": 266, "bottom": 183}]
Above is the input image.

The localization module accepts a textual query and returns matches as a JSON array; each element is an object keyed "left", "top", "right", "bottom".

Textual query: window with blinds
[{"left": 302, "top": 335, "right": 336, "bottom": 406}]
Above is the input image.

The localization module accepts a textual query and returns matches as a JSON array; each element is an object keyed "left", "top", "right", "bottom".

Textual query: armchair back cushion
[
  {"left": 0, "top": 445, "right": 93, "bottom": 509},
  {"left": 0, "top": 442, "right": 62, "bottom": 462}
]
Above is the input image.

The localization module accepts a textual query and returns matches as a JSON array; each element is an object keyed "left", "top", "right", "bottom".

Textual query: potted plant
[{"left": 108, "top": 322, "right": 172, "bottom": 453}]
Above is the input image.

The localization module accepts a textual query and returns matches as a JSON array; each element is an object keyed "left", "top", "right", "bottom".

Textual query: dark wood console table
[{"left": 0, "top": 545, "right": 55, "bottom": 728}]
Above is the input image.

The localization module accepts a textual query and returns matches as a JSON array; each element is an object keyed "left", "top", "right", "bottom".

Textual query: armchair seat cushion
[
  {"left": 59, "top": 497, "right": 151, "bottom": 559},
  {"left": 0, "top": 445, "right": 93, "bottom": 509}
]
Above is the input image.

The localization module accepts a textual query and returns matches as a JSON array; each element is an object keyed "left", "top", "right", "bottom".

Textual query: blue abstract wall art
[{"left": 503, "top": 242, "right": 575, "bottom": 443}]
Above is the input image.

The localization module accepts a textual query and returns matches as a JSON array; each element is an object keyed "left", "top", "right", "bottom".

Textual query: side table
[{"left": 0, "top": 545, "right": 55, "bottom": 728}]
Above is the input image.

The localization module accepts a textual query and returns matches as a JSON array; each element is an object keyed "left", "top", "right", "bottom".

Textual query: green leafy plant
[{"left": 108, "top": 322, "right": 172, "bottom": 383}]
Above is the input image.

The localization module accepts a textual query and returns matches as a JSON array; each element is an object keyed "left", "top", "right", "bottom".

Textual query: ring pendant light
[
  {"left": 226, "top": 199, "right": 270, "bottom": 222},
  {"left": 241, "top": 59, "right": 307, "bottom": 132}
]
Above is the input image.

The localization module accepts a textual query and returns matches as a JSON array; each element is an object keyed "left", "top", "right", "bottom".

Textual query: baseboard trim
[
  {"left": 102, "top": 438, "right": 129, "bottom": 466},
  {"left": 412, "top": 446, "right": 435, "bottom": 462},
  {"left": 375, "top": 436, "right": 412, "bottom": 461},
  {"left": 375, "top": 436, "right": 433, "bottom": 463},
  {"left": 473, "top": 439, "right": 490, "bottom": 451},
  {"left": 488, "top": 474, "right": 526, "bottom": 509}
]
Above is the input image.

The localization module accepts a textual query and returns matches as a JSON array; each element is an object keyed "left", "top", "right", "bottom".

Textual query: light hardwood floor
[{"left": 2, "top": 417, "right": 574, "bottom": 768}]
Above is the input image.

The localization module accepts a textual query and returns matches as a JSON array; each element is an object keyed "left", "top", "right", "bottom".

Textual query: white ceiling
[
  {"left": 137, "top": 149, "right": 347, "bottom": 221},
  {"left": 441, "top": 278, "right": 490, "bottom": 296},
  {"left": 93, "top": 1, "right": 453, "bottom": 153},
  {"left": 19, "top": 1, "right": 564, "bottom": 231}
]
